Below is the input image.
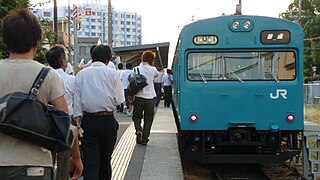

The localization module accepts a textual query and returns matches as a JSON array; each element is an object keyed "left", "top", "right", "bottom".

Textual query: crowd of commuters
[{"left": 0, "top": 8, "right": 174, "bottom": 180}]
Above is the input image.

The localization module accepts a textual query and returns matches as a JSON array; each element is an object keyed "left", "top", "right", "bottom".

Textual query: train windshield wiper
[
  {"left": 269, "top": 71, "right": 279, "bottom": 83},
  {"left": 230, "top": 71, "right": 243, "bottom": 83},
  {"left": 198, "top": 67, "right": 207, "bottom": 84}
]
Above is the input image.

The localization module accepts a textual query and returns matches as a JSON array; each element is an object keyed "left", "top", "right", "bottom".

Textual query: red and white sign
[
  {"left": 73, "top": 4, "right": 77, "bottom": 19},
  {"left": 85, "top": 8, "right": 92, "bottom": 16}
]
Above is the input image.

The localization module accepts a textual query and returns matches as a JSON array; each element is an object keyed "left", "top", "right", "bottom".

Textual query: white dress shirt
[
  {"left": 120, "top": 69, "right": 131, "bottom": 89},
  {"left": 56, "top": 68, "right": 75, "bottom": 115},
  {"left": 131, "top": 62, "right": 158, "bottom": 99},
  {"left": 74, "top": 61, "right": 125, "bottom": 117}
]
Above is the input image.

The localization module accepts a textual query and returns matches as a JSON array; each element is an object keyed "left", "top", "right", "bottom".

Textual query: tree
[
  {"left": 280, "top": 0, "right": 320, "bottom": 81},
  {"left": 0, "top": 0, "right": 56, "bottom": 64},
  {"left": 0, "top": 0, "right": 29, "bottom": 58}
]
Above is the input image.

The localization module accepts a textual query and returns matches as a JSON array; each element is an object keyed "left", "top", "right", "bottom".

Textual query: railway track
[{"left": 182, "top": 155, "right": 302, "bottom": 180}]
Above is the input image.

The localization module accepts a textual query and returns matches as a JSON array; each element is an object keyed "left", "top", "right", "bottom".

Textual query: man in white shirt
[
  {"left": 46, "top": 45, "right": 76, "bottom": 180},
  {"left": 120, "top": 63, "right": 133, "bottom": 115},
  {"left": 74, "top": 44, "right": 124, "bottom": 180},
  {"left": 162, "top": 69, "right": 173, "bottom": 108}
]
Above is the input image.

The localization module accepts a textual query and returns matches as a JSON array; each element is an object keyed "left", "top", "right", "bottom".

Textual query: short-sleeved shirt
[
  {"left": 73, "top": 62, "right": 125, "bottom": 117},
  {"left": 0, "top": 59, "right": 66, "bottom": 167},
  {"left": 56, "top": 68, "right": 75, "bottom": 115},
  {"left": 131, "top": 62, "right": 158, "bottom": 99}
]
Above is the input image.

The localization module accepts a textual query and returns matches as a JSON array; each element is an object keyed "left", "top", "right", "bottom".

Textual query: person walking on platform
[
  {"left": 120, "top": 63, "right": 133, "bottom": 116},
  {"left": 74, "top": 44, "right": 125, "bottom": 180},
  {"left": 131, "top": 50, "right": 158, "bottom": 145},
  {"left": 162, "top": 69, "right": 173, "bottom": 108},
  {"left": 154, "top": 68, "right": 164, "bottom": 107},
  {"left": 46, "top": 45, "right": 76, "bottom": 180},
  {"left": 0, "top": 8, "right": 83, "bottom": 180}
]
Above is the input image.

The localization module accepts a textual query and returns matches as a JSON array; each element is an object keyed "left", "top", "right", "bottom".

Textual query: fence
[{"left": 304, "top": 82, "right": 320, "bottom": 105}]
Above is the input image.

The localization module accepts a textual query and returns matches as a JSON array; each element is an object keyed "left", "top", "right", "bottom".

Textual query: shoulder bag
[
  {"left": 127, "top": 67, "right": 148, "bottom": 96},
  {"left": 0, "top": 67, "right": 74, "bottom": 152}
]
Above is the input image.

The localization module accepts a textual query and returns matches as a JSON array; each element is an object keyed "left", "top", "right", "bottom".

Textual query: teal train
[{"left": 171, "top": 15, "right": 304, "bottom": 163}]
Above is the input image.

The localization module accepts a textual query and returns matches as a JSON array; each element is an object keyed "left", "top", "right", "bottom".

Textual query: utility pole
[
  {"left": 53, "top": 0, "right": 58, "bottom": 43},
  {"left": 68, "top": 0, "right": 72, "bottom": 62},
  {"left": 108, "top": 0, "right": 112, "bottom": 47},
  {"left": 298, "top": 0, "right": 302, "bottom": 25}
]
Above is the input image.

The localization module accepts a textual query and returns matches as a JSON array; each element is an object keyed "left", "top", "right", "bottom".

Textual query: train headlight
[
  {"left": 243, "top": 20, "right": 252, "bottom": 29},
  {"left": 231, "top": 21, "right": 240, "bottom": 29},
  {"left": 287, "top": 114, "right": 294, "bottom": 122},
  {"left": 190, "top": 114, "right": 198, "bottom": 122},
  {"left": 229, "top": 19, "right": 254, "bottom": 32}
]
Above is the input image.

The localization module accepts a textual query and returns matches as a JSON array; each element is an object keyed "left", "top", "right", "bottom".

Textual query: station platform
[{"left": 111, "top": 106, "right": 184, "bottom": 180}]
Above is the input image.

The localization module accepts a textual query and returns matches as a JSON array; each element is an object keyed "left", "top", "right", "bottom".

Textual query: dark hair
[
  {"left": 90, "top": 45, "right": 96, "bottom": 58},
  {"left": 2, "top": 9, "right": 42, "bottom": 53},
  {"left": 117, "top": 63, "right": 123, "bottom": 70},
  {"left": 141, "top": 50, "right": 155, "bottom": 65},
  {"left": 92, "top": 44, "right": 112, "bottom": 63},
  {"left": 46, "top": 45, "right": 66, "bottom": 69},
  {"left": 125, "top": 63, "right": 133, "bottom": 70}
]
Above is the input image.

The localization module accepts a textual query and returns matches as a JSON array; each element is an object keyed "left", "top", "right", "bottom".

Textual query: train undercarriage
[{"left": 179, "top": 129, "right": 303, "bottom": 163}]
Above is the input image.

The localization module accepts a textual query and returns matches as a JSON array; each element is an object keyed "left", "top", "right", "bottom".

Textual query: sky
[{"left": 31, "top": 0, "right": 294, "bottom": 63}]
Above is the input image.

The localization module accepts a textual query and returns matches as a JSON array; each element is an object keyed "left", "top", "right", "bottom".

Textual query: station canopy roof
[{"left": 112, "top": 42, "right": 170, "bottom": 70}]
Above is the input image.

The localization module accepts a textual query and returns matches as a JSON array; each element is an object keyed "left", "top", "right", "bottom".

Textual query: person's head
[
  {"left": 2, "top": 8, "right": 42, "bottom": 54},
  {"left": 117, "top": 63, "right": 123, "bottom": 70},
  {"left": 141, "top": 50, "right": 155, "bottom": 66},
  {"left": 46, "top": 45, "right": 68, "bottom": 70},
  {"left": 125, "top": 63, "right": 133, "bottom": 70},
  {"left": 92, "top": 44, "right": 112, "bottom": 64},
  {"left": 90, "top": 45, "right": 96, "bottom": 59}
]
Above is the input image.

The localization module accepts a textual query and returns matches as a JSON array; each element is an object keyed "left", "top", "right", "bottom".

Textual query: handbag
[
  {"left": 0, "top": 67, "right": 74, "bottom": 152},
  {"left": 127, "top": 67, "right": 148, "bottom": 96}
]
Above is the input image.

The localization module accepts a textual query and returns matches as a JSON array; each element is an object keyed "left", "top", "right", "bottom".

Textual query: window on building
[
  {"left": 91, "top": 32, "right": 96, "bottom": 36},
  {"left": 126, "top": 14, "right": 131, "bottom": 18},
  {"left": 126, "top": 35, "right": 131, "bottom": 39},
  {"left": 44, "top": 12, "right": 51, "bottom": 17},
  {"left": 126, "top": 41, "right": 131, "bottom": 45},
  {"left": 97, "top": 12, "right": 101, "bottom": 16},
  {"left": 85, "top": 32, "right": 89, "bottom": 36},
  {"left": 92, "top": 26, "right": 96, "bottom": 29},
  {"left": 132, "top": 22, "right": 136, "bottom": 25},
  {"left": 97, "top": 19, "right": 101, "bottom": 23},
  {"left": 121, "top": 14, "right": 124, "bottom": 18},
  {"left": 126, "top": 21, "right": 131, "bottom": 25},
  {"left": 121, "top": 41, "right": 125, "bottom": 45},
  {"left": 121, "top": 28, "right": 125, "bottom": 31},
  {"left": 126, "top": 28, "right": 131, "bottom": 32},
  {"left": 121, "top": 21, "right": 124, "bottom": 25},
  {"left": 92, "top": 12, "right": 96, "bottom": 16},
  {"left": 98, "top": 33, "right": 101, "bottom": 36},
  {"left": 91, "top": 19, "right": 96, "bottom": 22}
]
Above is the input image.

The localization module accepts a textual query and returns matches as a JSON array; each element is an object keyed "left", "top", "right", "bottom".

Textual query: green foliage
[
  {"left": 281, "top": 0, "right": 320, "bottom": 81},
  {"left": 0, "top": 0, "right": 29, "bottom": 59},
  {"left": 0, "top": 1, "right": 56, "bottom": 64}
]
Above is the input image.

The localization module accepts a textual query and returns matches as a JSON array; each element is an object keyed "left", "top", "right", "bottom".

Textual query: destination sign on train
[{"left": 260, "top": 30, "right": 290, "bottom": 44}]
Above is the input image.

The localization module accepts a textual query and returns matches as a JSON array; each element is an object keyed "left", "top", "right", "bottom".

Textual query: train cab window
[{"left": 187, "top": 51, "right": 296, "bottom": 81}]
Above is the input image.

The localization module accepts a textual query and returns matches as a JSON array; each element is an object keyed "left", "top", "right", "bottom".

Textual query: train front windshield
[{"left": 187, "top": 51, "right": 296, "bottom": 81}]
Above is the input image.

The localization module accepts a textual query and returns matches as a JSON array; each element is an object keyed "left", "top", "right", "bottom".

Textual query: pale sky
[{"left": 31, "top": 0, "right": 293, "bottom": 62}]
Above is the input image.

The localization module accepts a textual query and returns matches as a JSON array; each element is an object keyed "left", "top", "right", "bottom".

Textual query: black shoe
[{"left": 136, "top": 132, "right": 143, "bottom": 144}]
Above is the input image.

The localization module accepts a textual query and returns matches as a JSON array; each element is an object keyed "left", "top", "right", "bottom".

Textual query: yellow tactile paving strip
[{"left": 111, "top": 123, "right": 136, "bottom": 180}]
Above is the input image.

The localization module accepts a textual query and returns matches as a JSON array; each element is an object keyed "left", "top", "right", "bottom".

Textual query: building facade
[{"left": 35, "top": 3, "right": 142, "bottom": 47}]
